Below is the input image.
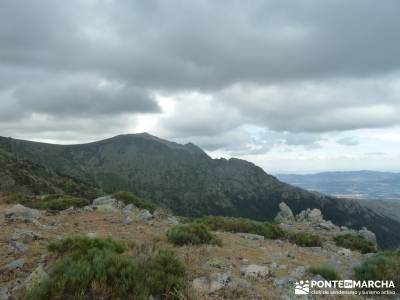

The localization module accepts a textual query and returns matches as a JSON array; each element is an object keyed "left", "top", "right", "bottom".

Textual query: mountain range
[
  {"left": 277, "top": 171, "right": 400, "bottom": 201},
  {"left": 1, "top": 133, "right": 400, "bottom": 249}
]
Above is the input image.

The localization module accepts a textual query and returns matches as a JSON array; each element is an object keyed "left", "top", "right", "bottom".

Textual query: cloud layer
[{"left": 1, "top": 0, "right": 400, "bottom": 171}]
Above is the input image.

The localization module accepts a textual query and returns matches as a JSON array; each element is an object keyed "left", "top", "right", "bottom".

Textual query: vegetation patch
[
  {"left": 35, "top": 195, "right": 89, "bottom": 211},
  {"left": 167, "top": 223, "right": 222, "bottom": 246},
  {"left": 354, "top": 251, "right": 400, "bottom": 293},
  {"left": 114, "top": 191, "right": 157, "bottom": 213},
  {"left": 195, "top": 216, "right": 286, "bottom": 240},
  {"left": 28, "top": 236, "right": 187, "bottom": 300},
  {"left": 287, "top": 232, "right": 322, "bottom": 247},
  {"left": 309, "top": 265, "right": 341, "bottom": 280},
  {"left": 3, "top": 193, "right": 89, "bottom": 211},
  {"left": 3, "top": 192, "right": 36, "bottom": 206},
  {"left": 334, "top": 234, "right": 376, "bottom": 254}
]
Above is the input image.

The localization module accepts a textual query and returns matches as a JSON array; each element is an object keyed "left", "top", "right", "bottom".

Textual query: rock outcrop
[
  {"left": 274, "top": 202, "right": 295, "bottom": 224},
  {"left": 358, "top": 226, "right": 377, "bottom": 246},
  {"left": 5, "top": 205, "right": 42, "bottom": 222}
]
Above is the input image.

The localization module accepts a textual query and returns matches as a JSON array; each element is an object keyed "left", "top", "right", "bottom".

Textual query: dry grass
[{"left": 0, "top": 203, "right": 368, "bottom": 299}]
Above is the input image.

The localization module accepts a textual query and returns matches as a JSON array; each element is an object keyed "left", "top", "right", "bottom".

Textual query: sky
[{"left": 0, "top": 0, "right": 399, "bottom": 174}]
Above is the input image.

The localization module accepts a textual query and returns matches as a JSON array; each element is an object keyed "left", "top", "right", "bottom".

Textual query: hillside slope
[
  {"left": 0, "top": 134, "right": 399, "bottom": 248},
  {"left": 0, "top": 148, "right": 100, "bottom": 199}
]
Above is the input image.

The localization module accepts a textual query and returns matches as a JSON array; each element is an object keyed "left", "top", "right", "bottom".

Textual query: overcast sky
[{"left": 1, "top": 0, "right": 400, "bottom": 173}]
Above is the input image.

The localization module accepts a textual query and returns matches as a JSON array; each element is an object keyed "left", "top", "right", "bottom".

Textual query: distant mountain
[
  {"left": 1, "top": 134, "right": 400, "bottom": 248},
  {"left": 277, "top": 171, "right": 400, "bottom": 201}
]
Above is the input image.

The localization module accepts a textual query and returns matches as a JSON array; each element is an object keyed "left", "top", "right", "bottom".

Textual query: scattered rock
[
  {"left": 317, "top": 220, "right": 338, "bottom": 231},
  {"left": 237, "top": 233, "right": 264, "bottom": 241},
  {"left": 358, "top": 227, "right": 377, "bottom": 245},
  {"left": 240, "top": 264, "right": 269, "bottom": 279},
  {"left": 287, "top": 252, "right": 295, "bottom": 259},
  {"left": 166, "top": 216, "right": 179, "bottom": 225},
  {"left": 192, "top": 273, "right": 230, "bottom": 294},
  {"left": 10, "top": 229, "right": 41, "bottom": 243},
  {"left": 9, "top": 241, "right": 28, "bottom": 253},
  {"left": 338, "top": 248, "right": 352, "bottom": 257},
  {"left": 63, "top": 206, "right": 79, "bottom": 214},
  {"left": 123, "top": 204, "right": 136, "bottom": 213},
  {"left": 274, "top": 276, "right": 295, "bottom": 288},
  {"left": 133, "top": 209, "right": 153, "bottom": 221},
  {"left": 92, "top": 195, "right": 124, "bottom": 209},
  {"left": 239, "top": 258, "right": 249, "bottom": 264},
  {"left": 123, "top": 216, "right": 133, "bottom": 225},
  {"left": 5, "top": 259, "right": 25, "bottom": 271},
  {"left": 207, "top": 257, "right": 231, "bottom": 270},
  {"left": 0, "top": 284, "right": 10, "bottom": 300},
  {"left": 221, "top": 277, "right": 262, "bottom": 299},
  {"left": 289, "top": 266, "right": 306, "bottom": 278},
  {"left": 95, "top": 204, "right": 120, "bottom": 213},
  {"left": 25, "top": 265, "right": 47, "bottom": 290},
  {"left": 275, "top": 202, "right": 295, "bottom": 224},
  {"left": 308, "top": 209, "right": 323, "bottom": 223},
  {"left": 82, "top": 205, "right": 94, "bottom": 212},
  {"left": 296, "top": 208, "right": 323, "bottom": 224},
  {"left": 5, "top": 205, "right": 42, "bottom": 222}
]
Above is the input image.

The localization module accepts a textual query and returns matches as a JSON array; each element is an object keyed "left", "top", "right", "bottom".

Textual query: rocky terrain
[
  {"left": 1, "top": 134, "right": 400, "bottom": 249},
  {"left": 1, "top": 193, "right": 393, "bottom": 300}
]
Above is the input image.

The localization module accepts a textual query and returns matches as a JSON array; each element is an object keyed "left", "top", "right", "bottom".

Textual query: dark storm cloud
[
  {"left": 2, "top": 0, "right": 400, "bottom": 89},
  {"left": 14, "top": 76, "right": 159, "bottom": 117}
]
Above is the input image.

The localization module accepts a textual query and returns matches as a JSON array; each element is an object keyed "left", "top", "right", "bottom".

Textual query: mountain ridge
[{"left": 1, "top": 134, "right": 400, "bottom": 248}]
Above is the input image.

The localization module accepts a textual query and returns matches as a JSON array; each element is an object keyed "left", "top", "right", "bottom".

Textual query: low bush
[
  {"left": 309, "top": 265, "right": 341, "bottom": 280},
  {"left": 167, "top": 223, "right": 222, "bottom": 246},
  {"left": 287, "top": 232, "right": 322, "bottom": 247},
  {"left": 334, "top": 234, "right": 376, "bottom": 254},
  {"left": 48, "top": 235, "right": 126, "bottom": 258},
  {"left": 113, "top": 191, "right": 156, "bottom": 213},
  {"left": 3, "top": 193, "right": 89, "bottom": 211},
  {"left": 195, "top": 216, "right": 286, "bottom": 240},
  {"left": 35, "top": 195, "right": 89, "bottom": 211},
  {"left": 28, "top": 236, "right": 188, "bottom": 300},
  {"left": 354, "top": 251, "right": 400, "bottom": 293}
]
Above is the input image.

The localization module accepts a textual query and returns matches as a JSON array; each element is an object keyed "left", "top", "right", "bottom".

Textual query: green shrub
[
  {"left": 145, "top": 250, "right": 187, "bottom": 298},
  {"left": 309, "top": 265, "right": 341, "bottom": 280},
  {"left": 35, "top": 195, "right": 89, "bottom": 211},
  {"left": 196, "top": 216, "right": 286, "bottom": 240},
  {"left": 113, "top": 191, "right": 157, "bottom": 213},
  {"left": 28, "top": 236, "right": 188, "bottom": 300},
  {"left": 354, "top": 251, "right": 400, "bottom": 293},
  {"left": 287, "top": 232, "right": 322, "bottom": 247},
  {"left": 334, "top": 234, "right": 376, "bottom": 254},
  {"left": 48, "top": 235, "right": 126, "bottom": 258},
  {"left": 167, "top": 223, "right": 222, "bottom": 246}
]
